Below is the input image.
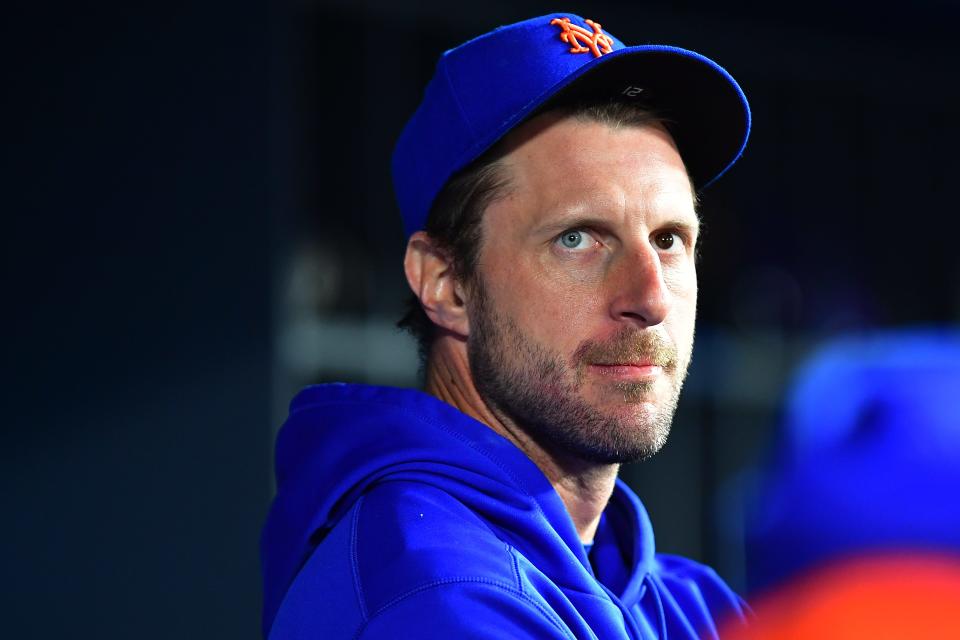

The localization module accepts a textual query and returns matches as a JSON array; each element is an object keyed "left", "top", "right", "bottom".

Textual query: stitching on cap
[{"left": 441, "top": 59, "right": 479, "bottom": 142}]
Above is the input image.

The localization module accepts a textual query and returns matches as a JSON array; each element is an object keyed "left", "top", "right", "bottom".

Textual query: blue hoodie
[{"left": 261, "top": 384, "right": 749, "bottom": 638}]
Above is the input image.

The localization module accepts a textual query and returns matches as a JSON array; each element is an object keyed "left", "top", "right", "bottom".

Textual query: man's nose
[{"left": 607, "top": 241, "right": 672, "bottom": 327}]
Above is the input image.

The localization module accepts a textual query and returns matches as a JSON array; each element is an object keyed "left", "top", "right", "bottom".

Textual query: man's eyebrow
[
  {"left": 533, "top": 212, "right": 616, "bottom": 235},
  {"left": 531, "top": 210, "right": 702, "bottom": 240},
  {"left": 669, "top": 215, "right": 701, "bottom": 234}
]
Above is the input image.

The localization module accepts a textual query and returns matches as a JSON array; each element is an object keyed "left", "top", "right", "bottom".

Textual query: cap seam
[{"left": 440, "top": 58, "right": 479, "bottom": 146}]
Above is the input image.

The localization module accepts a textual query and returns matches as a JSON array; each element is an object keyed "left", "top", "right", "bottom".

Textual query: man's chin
[
  {"left": 564, "top": 430, "right": 671, "bottom": 465},
  {"left": 585, "top": 378, "right": 670, "bottom": 407},
  {"left": 563, "top": 392, "right": 676, "bottom": 462},
  {"left": 535, "top": 404, "right": 672, "bottom": 465}
]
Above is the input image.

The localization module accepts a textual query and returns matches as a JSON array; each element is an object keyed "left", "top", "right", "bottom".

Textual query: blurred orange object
[{"left": 721, "top": 553, "right": 960, "bottom": 640}]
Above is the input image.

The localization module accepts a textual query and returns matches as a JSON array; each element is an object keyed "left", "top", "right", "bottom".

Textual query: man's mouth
[
  {"left": 572, "top": 328, "right": 679, "bottom": 384},
  {"left": 588, "top": 363, "right": 665, "bottom": 381}
]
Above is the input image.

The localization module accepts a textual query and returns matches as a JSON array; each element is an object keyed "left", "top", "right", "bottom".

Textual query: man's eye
[
  {"left": 557, "top": 229, "right": 598, "bottom": 250},
  {"left": 653, "top": 231, "right": 681, "bottom": 251}
]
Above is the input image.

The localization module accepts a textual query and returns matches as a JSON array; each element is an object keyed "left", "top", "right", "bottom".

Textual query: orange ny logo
[{"left": 549, "top": 17, "right": 614, "bottom": 58}]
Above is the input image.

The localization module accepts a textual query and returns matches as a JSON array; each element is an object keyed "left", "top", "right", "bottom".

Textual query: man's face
[{"left": 466, "top": 113, "right": 699, "bottom": 464}]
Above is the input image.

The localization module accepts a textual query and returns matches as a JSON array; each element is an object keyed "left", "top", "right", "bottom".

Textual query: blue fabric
[
  {"left": 745, "top": 329, "right": 960, "bottom": 593},
  {"left": 391, "top": 13, "right": 751, "bottom": 236},
  {"left": 261, "top": 383, "right": 749, "bottom": 638}
]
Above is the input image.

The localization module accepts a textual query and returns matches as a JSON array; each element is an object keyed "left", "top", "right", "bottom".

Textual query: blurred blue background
[
  {"left": 744, "top": 330, "right": 960, "bottom": 594},
  {"left": 3, "top": 1, "right": 959, "bottom": 637}
]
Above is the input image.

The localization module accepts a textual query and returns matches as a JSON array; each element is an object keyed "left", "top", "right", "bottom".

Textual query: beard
[{"left": 467, "top": 278, "right": 689, "bottom": 465}]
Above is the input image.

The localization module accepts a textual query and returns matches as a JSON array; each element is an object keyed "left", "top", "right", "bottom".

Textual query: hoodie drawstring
[{"left": 644, "top": 573, "right": 667, "bottom": 639}]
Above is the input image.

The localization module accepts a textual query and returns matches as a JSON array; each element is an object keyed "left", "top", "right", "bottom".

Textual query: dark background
[{"left": 4, "top": 1, "right": 958, "bottom": 637}]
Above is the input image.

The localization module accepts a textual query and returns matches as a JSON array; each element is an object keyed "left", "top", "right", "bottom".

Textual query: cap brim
[{"left": 500, "top": 45, "right": 751, "bottom": 192}]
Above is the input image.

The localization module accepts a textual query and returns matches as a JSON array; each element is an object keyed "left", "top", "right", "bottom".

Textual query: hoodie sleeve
[{"left": 356, "top": 580, "right": 577, "bottom": 639}]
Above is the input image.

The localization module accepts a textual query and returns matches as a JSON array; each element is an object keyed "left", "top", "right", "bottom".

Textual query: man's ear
[{"left": 404, "top": 231, "right": 471, "bottom": 337}]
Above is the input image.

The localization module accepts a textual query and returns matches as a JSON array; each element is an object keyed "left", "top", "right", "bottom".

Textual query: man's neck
[{"left": 424, "top": 337, "right": 618, "bottom": 543}]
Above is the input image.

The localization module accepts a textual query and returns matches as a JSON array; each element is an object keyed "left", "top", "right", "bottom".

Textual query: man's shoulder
[
  {"left": 652, "top": 552, "right": 751, "bottom": 631},
  {"left": 655, "top": 552, "right": 725, "bottom": 581},
  {"left": 270, "top": 481, "right": 535, "bottom": 638},
  {"left": 352, "top": 480, "right": 521, "bottom": 597}
]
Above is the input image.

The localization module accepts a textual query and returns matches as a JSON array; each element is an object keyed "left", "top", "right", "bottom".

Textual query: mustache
[{"left": 572, "top": 329, "right": 677, "bottom": 369}]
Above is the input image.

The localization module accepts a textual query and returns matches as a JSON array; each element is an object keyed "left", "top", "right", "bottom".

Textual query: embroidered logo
[{"left": 550, "top": 17, "right": 614, "bottom": 58}]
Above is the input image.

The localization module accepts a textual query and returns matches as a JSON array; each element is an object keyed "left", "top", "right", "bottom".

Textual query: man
[{"left": 262, "top": 13, "right": 751, "bottom": 639}]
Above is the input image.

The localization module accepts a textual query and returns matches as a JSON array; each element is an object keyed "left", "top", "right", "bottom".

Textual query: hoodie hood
[{"left": 260, "top": 383, "right": 658, "bottom": 635}]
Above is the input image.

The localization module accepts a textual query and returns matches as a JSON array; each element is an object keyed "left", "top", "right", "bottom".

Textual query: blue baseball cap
[
  {"left": 392, "top": 12, "right": 752, "bottom": 237},
  {"left": 745, "top": 329, "right": 960, "bottom": 593}
]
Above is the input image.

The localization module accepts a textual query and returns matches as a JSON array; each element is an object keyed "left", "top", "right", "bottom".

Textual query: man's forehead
[{"left": 491, "top": 112, "right": 699, "bottom": 218}]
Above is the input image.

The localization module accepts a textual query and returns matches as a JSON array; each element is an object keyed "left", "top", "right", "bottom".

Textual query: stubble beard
[{"left": 467, "top": 279, "right": 690, "bottom": 465}]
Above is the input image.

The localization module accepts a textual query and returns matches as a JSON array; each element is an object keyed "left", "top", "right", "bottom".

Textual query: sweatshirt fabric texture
[{"left": 261, "top": 383, "right": 749, "bottom": 638}]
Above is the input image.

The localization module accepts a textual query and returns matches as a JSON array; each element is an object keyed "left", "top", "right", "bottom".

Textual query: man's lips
[{"left": 588, "top": 363, "right": 665, "bottom": 380}]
